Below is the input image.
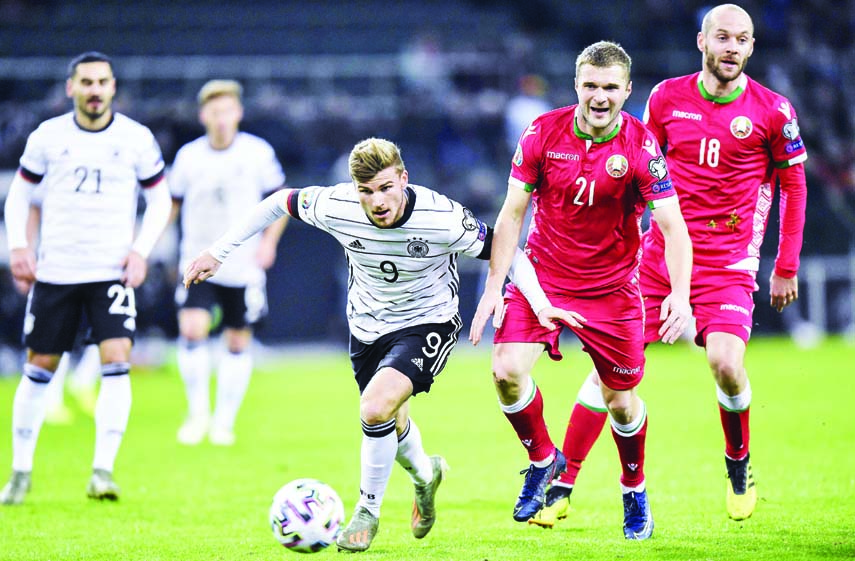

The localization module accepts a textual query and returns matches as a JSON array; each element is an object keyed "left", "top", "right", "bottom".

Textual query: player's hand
[
  {"left": 658, "top": 292, "right": 692, "bottom": 344},
  {"left": 121, "top": 250, "right": 148, "bottom": 288},
  {"left": 256, "top": 240, "right": 277, "bottom": 270},
  {"left": 770, "top": 272, "right": 798, "bottom": 312},
  {"left": 536, "top": 306, "right": 586, "bottom": 331},
  {"left": 183, "top": 251, "right": 222, "bottom": 288},
  {"left": 9, "top": 247, "right": 36, "bottom": 286},
  {"left": 13, "top": 278, "right": 33, "bottom": 295},
  {"left": 469, "top": 287, "right": 505, "bottom": 346}
]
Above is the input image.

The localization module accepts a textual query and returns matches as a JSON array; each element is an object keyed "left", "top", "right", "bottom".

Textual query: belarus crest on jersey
[
  {"left": 730, "top": 116, "right": 753, "bottom": 139},
  {"left": 606, "top": 155, "right": 628, "bottom": 178}
]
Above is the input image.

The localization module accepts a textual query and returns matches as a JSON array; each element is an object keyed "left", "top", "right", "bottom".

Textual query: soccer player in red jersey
[
  {"left": 535, "top": 3, "right": 808, "bottom": 526},
  {"left": 469, "top": 41, "right": 693, "bottom": 540}
]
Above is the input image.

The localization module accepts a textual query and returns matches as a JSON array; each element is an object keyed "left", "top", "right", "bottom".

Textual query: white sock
[
  {"left": 11, "top": 368, "right": 52, "bottom": 472},
  {"left": 177, "top": 338, "right": 211, "bottom": 419},
  {"left": 357, "top": 419, "right": 397, "bottom": 517},
  {"left": 93, "top": 367, "right": 131, "bottom": 472},
  {"left": 395, "top": 418, "right": 433, "bottom": 485},
  {"left": 45, "top": 353, "right": 70, "bottom": 412},
  {"left": 71, "top": 344, "right": 102, "bottom": 389},
  {"left": 212, "top": 350, "right": 252, "bottom": 431},
  {"left": 578, "top": 369, "right": 607, "bottom": 411}
]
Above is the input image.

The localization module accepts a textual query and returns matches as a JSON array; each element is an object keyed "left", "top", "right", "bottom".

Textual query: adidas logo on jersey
[
  {"left": 411, "top": 357, "right": 424, "bottom": 371},
  {"left": 348, "top": 239, "right": 365, "bottom": 250}
]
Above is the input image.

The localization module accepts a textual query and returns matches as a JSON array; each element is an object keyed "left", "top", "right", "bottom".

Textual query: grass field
[{"left": 0, "top": 336, "right": 853, "bottom": 560}]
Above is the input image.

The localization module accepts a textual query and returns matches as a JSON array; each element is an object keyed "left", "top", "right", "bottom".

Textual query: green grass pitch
[{"left": 0, "top": 337, "right": 853, "bottom": 560}]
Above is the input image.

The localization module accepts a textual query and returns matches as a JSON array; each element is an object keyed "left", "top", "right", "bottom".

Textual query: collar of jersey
[
  {"left": 573, "top": 114, "right": 621, "bottom": 143},
  {"left": 696, "top": 73, "right": 746, "bottom": 104},
  {"left": 73, "top": 112, "right": 115, "bottom": 133},
  {"left": 383, "top": 186, "right": 416, "bottom": 229}
]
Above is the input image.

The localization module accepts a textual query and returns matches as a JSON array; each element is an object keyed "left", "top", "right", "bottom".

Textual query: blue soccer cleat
[
  {"left": 622, "top": 489, "right": 654, "bottom": 539},
  {"left": 513, "top": 448, "right": 567, "bottom": 522}
]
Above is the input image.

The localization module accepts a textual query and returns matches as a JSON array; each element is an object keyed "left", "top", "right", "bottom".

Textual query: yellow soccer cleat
[
  {"left": 725, "top": 454, "right": 757, "bottom": 520},
  {"left": 528, "top": 485, "right": 572, "bottom": 529}
]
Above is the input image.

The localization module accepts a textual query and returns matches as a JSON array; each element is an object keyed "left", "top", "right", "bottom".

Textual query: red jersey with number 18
[
  {"left": 642, "top": 72, "right": 807, "bottom": 272},
  {"left": 510, "top": 106, "right": 678, "bottom": 298}
]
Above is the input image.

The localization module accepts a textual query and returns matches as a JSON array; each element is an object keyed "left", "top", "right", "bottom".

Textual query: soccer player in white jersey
[
  {"left": 170, "top": 80, "right": 287, "bottom": 446},
  {"left": 183, "top": 138, "right": 584, "bottom": 552},
  {"left": 1, "top": 52, "right": 172, "bottom": 505}
]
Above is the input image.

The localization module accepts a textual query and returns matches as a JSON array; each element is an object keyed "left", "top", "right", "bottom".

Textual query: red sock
[
  {"left": 719, "top": 405, "right": 750, "bottom": 460},
  {"left": 611, "top": 417, "right": 647, "bottom": 488},
  {"left": 503, "top": 387, "right": 554, "bottom": 463},
  {"left": 557, "top": 402, "right": 607, "bottom": 486}
]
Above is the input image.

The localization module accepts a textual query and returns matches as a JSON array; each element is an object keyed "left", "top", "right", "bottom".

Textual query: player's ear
[
  {"left": 696, "top": 32, "right": 705, "bottom": 53},
  {"left": 400, "top": 169, "right": 408, "bottom": 185},
  {"left": 626, "top": 80, "right": 632, "bottom": 97},
  {"left": 65, "top": 78, "right": 73, "bottom": 98}
]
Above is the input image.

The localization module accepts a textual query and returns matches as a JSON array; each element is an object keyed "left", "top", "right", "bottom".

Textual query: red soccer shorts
[
  {"left": 639, "top": 248, "right": 757, "bottom": 347},
  {"left": 494, "top": 281, "right": 645, "bottom": 391}
]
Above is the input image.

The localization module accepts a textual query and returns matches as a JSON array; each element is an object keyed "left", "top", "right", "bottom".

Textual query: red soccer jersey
[
  {"left": 510, "top": 106, "right": 678, "bottom": 297},
  {"left": 643, "top": 72, "right": 807, "bottom": 272}
]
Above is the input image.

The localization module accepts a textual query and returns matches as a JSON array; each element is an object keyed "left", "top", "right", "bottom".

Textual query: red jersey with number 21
[{"left": 510, "top": 106, "right": 678, "bottom": 298}]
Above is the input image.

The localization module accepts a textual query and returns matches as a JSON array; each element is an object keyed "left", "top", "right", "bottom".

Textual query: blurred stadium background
[{"left": 0, "top": 0, "right": 853, "bottom": 368}]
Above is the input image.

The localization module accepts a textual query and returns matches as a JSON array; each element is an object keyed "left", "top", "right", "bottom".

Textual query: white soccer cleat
[{"left": 177, "top": 414, "right": 210, "bottom": 445}]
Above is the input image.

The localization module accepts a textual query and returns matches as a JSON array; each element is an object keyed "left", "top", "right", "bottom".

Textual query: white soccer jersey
[
  {"left": 171, "top": 132, "right": 285, "bottom": 286},
  {"left": 287, "top": 183, "right": 489, "bottom": 343},
  {"left": 19, "top": 112, "right": 165, "bottom": 284}
]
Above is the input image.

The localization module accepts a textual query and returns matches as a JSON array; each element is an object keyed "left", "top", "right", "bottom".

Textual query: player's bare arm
[
  {"left": 651, "top": 201, "right": 693, "bottom": 344},
  {"left": 469, "top": 184, "right": 530, "bottom": 344}
]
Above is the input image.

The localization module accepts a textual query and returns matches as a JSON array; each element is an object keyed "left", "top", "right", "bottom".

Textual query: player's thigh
[
  {"left": 83, "top": 281, "right": 137, "bottom": 345},
  {"left": 690, "top": 269, "right": 755, "bottom": 347},
  {"left": 24, "top": 282, "right": 84, "bottom": 355},
  {"left": 350, "top": 317, "right": 462, "bottom": 396},
  {"left": 494, "top": 284, "right": 563, "bottom": 366}
]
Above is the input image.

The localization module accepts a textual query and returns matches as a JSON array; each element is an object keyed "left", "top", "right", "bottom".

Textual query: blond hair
[
  {"left": 575, "top": 41, "right": 632, "bottom": 81},
  {"left": 197, "top": 79, "right": 243, "bottom": 106},
  {"left": 348, "top": 138, "right": 405, "bottom": 184}
]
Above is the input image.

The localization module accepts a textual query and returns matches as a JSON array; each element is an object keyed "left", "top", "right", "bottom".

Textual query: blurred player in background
[
  {"left": 1, "top": 51, "right": 171, "bottom": 505},
  {"left": 170, "top": 80, "right": 287, "bottom": 446},
  {"left": 539, "top": 3, "right": 808, "bottom": 525},
  {"left": 470, "top": 41, "right": 692, "bottom": 540},
  {"left": 184, "top": 137, "right": 580, "bottom": 552}
]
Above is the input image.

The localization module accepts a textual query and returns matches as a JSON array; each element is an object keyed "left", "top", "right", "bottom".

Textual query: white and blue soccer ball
[{"left": 269, "top": 478, "right": 345, "bottom": 554}]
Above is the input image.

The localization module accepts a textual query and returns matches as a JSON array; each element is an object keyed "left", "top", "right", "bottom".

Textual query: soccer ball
[{"left": 269, "top": 478, "right": 345, "bottom": 554}]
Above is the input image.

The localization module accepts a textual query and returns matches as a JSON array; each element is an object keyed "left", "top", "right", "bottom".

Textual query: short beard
[{"left": 705, "top": 50, "right": 746, "bottom": 84}]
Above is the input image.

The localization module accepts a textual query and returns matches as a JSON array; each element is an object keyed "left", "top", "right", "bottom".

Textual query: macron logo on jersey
[
  {"left": 672, "top": 109, "right": 703, "bottom": 121},
  {"left": 546, "top": 151, "right": 580, "bottom": 161},
  {"left": 777, "top": 102, "right": 792, "bottom": 119},
  {"left": 522, "top": 124, "right": 538, "bottom": 139}
]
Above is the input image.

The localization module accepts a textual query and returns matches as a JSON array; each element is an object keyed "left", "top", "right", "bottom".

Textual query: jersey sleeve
[
  {"left": 642, "top": 81, "right": 668, "bottom": 149},
  {"left": 635, "top": 129, "right": 678, "bottom": 209},
  {"left": 285, "top": 186, "right": 332, "bottom": 234},
  {"left": 767, "top": 98, "right": 807, "bottom": 168},
  {"left": 18, "top": 126, "right": 48, "bottom": 182},
  {"left": 445, "top": 199, "right": 490, "bottom": 259},
  {"left": 508, "top": 119, "right": 544, "bottom": 192},
  {"left": 136, "top": 129, "right": 166, "bottom": 186}
]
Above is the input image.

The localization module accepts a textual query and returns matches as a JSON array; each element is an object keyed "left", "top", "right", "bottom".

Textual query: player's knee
[
  {"left": 99, "top": 339, "right": 131, "bottom": 365},
  {"left": 491, "top": 347, "right": 528, "bottom": 388},
  {"left": 707, "top": 352, "right": 743, "bottom": 387},
  {"left": 604, "top": 395, "right": 633, "bottom": 424},
  {"left": 359, "top": 396, "right": 395, "bottom": 426}
]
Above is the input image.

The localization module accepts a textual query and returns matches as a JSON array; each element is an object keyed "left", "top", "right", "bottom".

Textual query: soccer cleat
[
  {"left": 208, "top": 425, "right": 236, "bottom": 446},
  {"left": 176, "top": 414, "right": 210, "bottom": 446},
  {"left": 725, "top": 454, "right": 757, "bottom": 520},
  {"left": 528, "top": 485, "right": 572, "bottom": 529},
  {"left": 622, "top": 489, "right": 654, "bottom": 540},
  {"left": 411, "top": 455, "right": 449, "bottom": 539},
  {"left": 513, "top": 448, "right": 567, "bottom": 522},
  {"left": 336, "top": 506, "right": 379, "bottom": 552},
  {"left": 86, "top": 469, "right": 120, "bottom": 501},
  {"left": 0, "top": 471, "right": 32, "bottom": 505}
]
